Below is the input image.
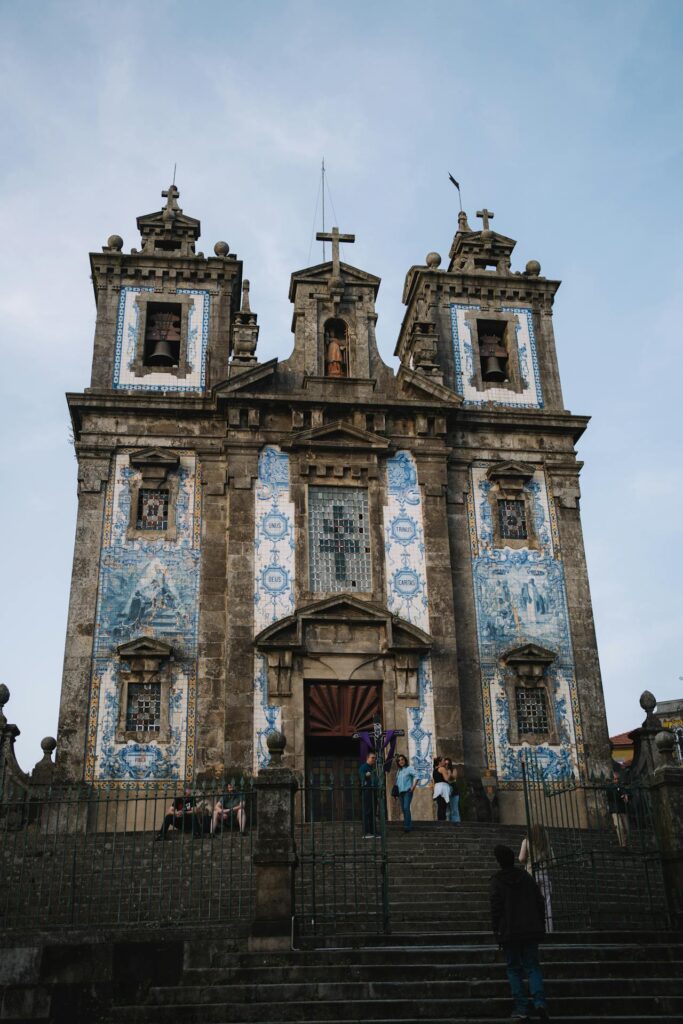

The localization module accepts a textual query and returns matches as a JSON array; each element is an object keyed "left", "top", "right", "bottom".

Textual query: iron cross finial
[
  {"left": 476, "top": 208, "right": 494, "bottom": 231},
  {"left": 316, "top": 225, "right": 355, "bottom": 278}
]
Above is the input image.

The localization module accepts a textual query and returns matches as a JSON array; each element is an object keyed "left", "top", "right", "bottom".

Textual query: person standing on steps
[
  {"left": 394, "top": 753, "right": 418, "bottom": 833},
  {"left": 490, "top": 843, "right": 550, "bottom": 1022},
  {"left": 444, "top": 758, "right": 461, "bottom": 823},
  {"left": 432, "top": 756, "right": 451, "bottom": 821},
  {"left": 359, "top": 751, "right": 379, "bottom": 837}
]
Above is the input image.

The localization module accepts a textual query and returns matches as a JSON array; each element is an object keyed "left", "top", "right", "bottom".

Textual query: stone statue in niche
[{"left": 324, "top": 318, "right": 348, "bottom": 378}]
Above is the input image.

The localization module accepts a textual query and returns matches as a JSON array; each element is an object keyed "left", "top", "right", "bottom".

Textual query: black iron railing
[{"left": 0, "top": 780, "right": 255, "bottom": 930}]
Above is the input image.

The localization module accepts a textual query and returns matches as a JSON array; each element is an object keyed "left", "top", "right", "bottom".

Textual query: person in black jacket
[{"left": 490, "top": 844, "right": 550, "bottom": 1022}]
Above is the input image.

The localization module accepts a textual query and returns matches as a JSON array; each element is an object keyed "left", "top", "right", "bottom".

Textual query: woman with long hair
[{"left": 394, "top": 753, "right": 418, "bottom": 833}]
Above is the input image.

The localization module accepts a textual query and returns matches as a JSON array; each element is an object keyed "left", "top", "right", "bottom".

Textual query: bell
[
  {"left": 483, "top": 354, "right": 506, "bottom": 382},
  {"left": 146, "top": 310, "right": 180, "bottom": 366},
  {"left": 147, "top": 338, "right": 177, "bottom": 366}
]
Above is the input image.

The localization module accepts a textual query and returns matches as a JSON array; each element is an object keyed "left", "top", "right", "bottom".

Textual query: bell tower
[
  {"left": 395, "top": 204, "right": 611, "bottom": 814},
  {"left": 281, "top": 225, "right": 394, "bottom": 390},
  {"left": 88, "top": 184, "right": 242, "bottom": 392}
]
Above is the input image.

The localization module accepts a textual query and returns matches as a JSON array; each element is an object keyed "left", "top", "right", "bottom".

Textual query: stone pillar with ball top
[{"left": 249, "top": 730, "right": 299, "bottom": 950}]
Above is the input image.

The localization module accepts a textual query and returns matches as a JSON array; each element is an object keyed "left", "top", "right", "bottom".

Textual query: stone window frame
[
  {"left": 115, "top": 639, "right": 174, "bottom": 745},
  {"left": 131, "top": 292, "right": 195, "bottom": 379},
  {"left": 127, "top": 449, "right": 180, "bottom": 542},
  {"left": 464, "top": 310, "right": 526, "bottom": 394},
  {"left": 486, "top": 462, "right": 540, "bottom": 552},
  {"left": 502, "top": 643, "right": 559, "bottom": 746}
]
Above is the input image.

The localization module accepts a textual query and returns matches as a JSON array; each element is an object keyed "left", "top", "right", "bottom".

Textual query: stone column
[{"left": 249, "top": 731, "right": 299, "bottom": 951}]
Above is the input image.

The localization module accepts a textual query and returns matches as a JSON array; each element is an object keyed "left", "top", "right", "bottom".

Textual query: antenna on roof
[
  {"left": 321, "top": 158, "right": 326, "bottom": 261},
  {"left": 172, "top": 163, "right": 177, "bottom": 187}
]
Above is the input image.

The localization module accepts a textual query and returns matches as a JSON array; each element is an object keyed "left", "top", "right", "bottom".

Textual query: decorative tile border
[
  {"left": 113, "top": 286, "right": 210, "bottom": 392},
  {"left": 252, "top": 447, "right": 295, "bottom": 769},
  {"left": 85, "top": 451, "right": 201, "bottom": 784},
  {"left": 450, "top": 303, "right": 544, "bottom": 408},
  {"left": 467, "top": 464, "right": 585, "bottom": 784}
]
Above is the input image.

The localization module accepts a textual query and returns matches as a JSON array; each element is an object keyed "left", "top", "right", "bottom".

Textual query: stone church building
[{"left": 56, "top": 185, "right": 611, "bottom": 821}]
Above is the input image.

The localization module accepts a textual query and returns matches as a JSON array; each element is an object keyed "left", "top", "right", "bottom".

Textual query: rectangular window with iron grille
[
  {"left": 308, "top": 486, "right": 372, "bottom": 592},
  {"left": 498, "top": 498, "right": 527, "bottom": 540},
  {"left": 516, "top": 686, "right": 550, "bottom": 734},
  {"left": 137, "top": 489, "right": 169, "bottom": 531},
  {"left": 125, "top": 681, "right": 162, "bottom": 732}
]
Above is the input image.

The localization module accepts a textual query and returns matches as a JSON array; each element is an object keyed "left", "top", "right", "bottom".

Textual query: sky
[{"left": 1, "top": 0, "right": 681, "bottom": 768}]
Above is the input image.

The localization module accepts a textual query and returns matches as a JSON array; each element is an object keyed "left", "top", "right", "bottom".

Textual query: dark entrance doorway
[{"left": 305, "top": 681, "right": 381, "bottom": 821}]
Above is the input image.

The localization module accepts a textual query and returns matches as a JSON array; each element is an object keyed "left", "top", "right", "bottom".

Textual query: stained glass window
[
  {"left": 125, "top": 682, "right": 162, "bottom": 733},
  {"left": 498, "top": 498, "right": 527, "bottom": 540},
  {"left": 309, "top": 486, "right": 372, "bottom": 592},
  {"left": 137, "top": 489, "right": 169, "bottom": 531},
  {"left": 516, "top": 687, "right": 550, "bottom": 735}
]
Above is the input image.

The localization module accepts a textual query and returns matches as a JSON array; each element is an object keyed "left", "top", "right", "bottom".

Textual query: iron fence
[
  {"left": 521, "top": 750, "right": 668, "bottom": 930},
  {"left": 294, "top": 776, "right": 390, "bottom": 939},
  {"left": 0, "top": 779, "right": 254, "bottom": 930}
]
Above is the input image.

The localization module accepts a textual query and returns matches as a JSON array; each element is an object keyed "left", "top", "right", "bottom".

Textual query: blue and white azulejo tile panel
[
  {"left": 384, "top": 451, "right": 429, "bottom": 632},
  {"left": 467, "top": 464, "right": 583, "bottom": 784},
  {"left": 253, "top": 446, "right": 295, "bottom": 769},
  {"left": 449, "top": 304, "right": 543, "bottom": 408},
  {"left": 113, "top": 286, "right": 210, "bottom": 392},
  {"left": 383, "top": 451, "right": 434, "bottom": 785},
  {"left": 85, "top": 451, "right": 201, "bottom": 783}
]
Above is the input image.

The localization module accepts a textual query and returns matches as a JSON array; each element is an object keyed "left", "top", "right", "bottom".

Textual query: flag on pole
[{"left": 448, "top": 173, "right": 460, "bottom": 191}]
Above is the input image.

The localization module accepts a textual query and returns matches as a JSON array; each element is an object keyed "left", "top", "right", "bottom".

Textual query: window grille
[
  {"left": 137, "top": 489, "right": 169, "bottom": 531},
  {"left": 125, "top": 682, "right": 162, "bottom": 732},
  {"left": 516, "top": 686, "right": 550, "bottom": 734},
  {"left": 498, "top": 498, "right": 527, "bottom": 540}
]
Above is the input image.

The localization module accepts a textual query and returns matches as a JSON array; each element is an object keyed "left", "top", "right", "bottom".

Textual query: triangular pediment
[
  {"left": 214, "top": 358, "right": 278, "bottom": 396},
  {"left": 289, "top": 261, "right": 380, "bottom": 299},
  {"left": 129, "top": 447, "right": 180, "bottom": 468},
  {"left": 255, "top": 595, "right": 431, "bottom": 652},
  {"left": 502, "top": 642, "right": 557, "bottom": 667},
  {"left": 396, "top": 366, "right": 461, "bottom": 405},
  {"left": 486, "top": 461, "right": 535, "bottom": 483},
  {"left": 137, "top": 209, "right": 200, "bottom": 237},
  {"left": 116, "top": 636, "right": 174, "bottom": 659},
  {"left": 286, "top": 420, "right": 390, "bottom": 451}
]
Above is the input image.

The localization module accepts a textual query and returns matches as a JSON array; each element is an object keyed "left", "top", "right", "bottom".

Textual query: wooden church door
[{"left": 305, "top": 681, "right": 381, "bottom": 820}]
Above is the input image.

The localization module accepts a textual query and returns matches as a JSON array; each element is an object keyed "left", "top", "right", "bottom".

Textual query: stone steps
[{"left": 100, "top": 931, "right": 683, "bottom": 1024}]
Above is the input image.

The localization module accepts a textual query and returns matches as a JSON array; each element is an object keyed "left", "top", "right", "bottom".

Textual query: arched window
[{"left": 324, "top": 318, "right": 349, "bottom": 378}]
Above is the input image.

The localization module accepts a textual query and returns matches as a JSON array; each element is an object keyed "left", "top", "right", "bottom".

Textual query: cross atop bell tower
[
  {"left": 135, "top": 183, "right": 201, "bottom": 257},
  {"left": 316, "top": 226, "right": 355, "bottom": 279}
]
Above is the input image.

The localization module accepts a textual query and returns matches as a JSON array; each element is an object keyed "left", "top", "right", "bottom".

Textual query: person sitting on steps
[
  {"left": 211, "top": 783, "right": 246, "bottom": 836},
  {"left": 155, "top": 786, "right": 203, "bottom": 840}
]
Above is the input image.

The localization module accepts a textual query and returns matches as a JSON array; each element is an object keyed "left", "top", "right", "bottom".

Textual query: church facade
[{"left": 56, "top": 186, "right": 610, "bottom": 820}]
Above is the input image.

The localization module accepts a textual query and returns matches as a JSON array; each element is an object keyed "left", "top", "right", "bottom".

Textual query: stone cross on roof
[
  {"left": 162, "top": 184, "right": 180, "bottom": 224},
  {"left": 476, "top": 208, "right": 494, "bottom": 231},
  {"left": 316, "top": 225, "right": 355, "bottom": 278}
]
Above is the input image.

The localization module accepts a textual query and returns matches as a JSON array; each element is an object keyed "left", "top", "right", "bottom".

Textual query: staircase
[
  {"left": 1, "top": 821, "right": 678, "bottom": 1022},
  {"left": 106, "top": 822, "right": 678, "bottom": 1024}
]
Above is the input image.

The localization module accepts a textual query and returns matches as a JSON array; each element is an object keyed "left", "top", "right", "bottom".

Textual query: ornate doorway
[{"left": 305, "top": 681, "right": 381, "bottom": 820}]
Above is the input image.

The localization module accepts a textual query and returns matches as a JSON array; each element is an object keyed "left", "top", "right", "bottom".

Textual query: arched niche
[{"left": 324, "top": 318, "right": 349, "bottom": 378}]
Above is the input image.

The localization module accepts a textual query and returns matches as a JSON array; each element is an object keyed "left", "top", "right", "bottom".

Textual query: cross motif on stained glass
[{"left": 319, "top": 504, "right": 361, "bottom": 581}]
